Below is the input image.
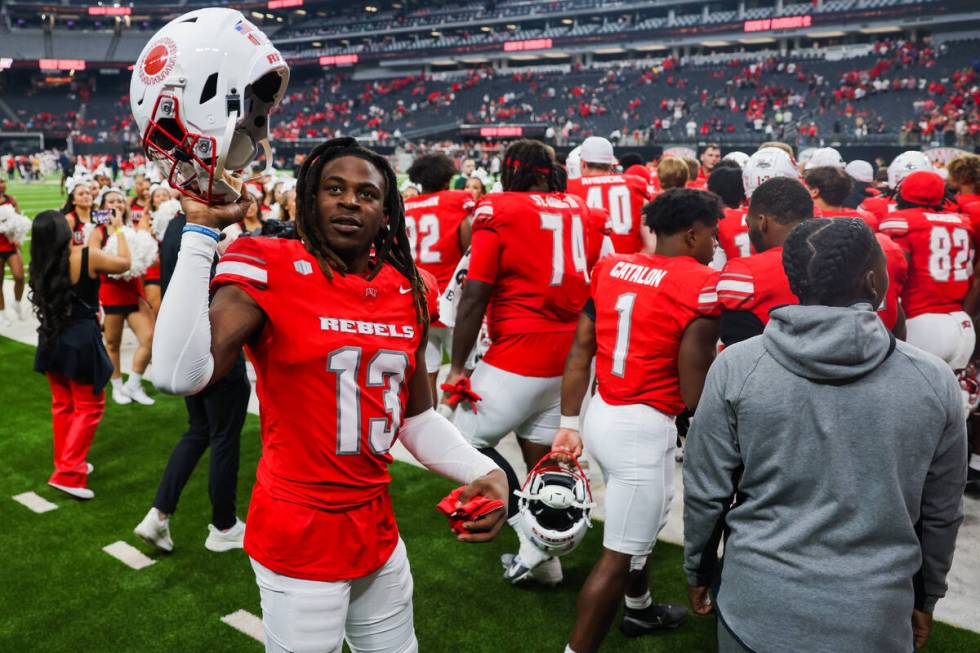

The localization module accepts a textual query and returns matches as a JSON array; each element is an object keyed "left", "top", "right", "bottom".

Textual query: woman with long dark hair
[
  {"left": 62, "top": 181, "right": 95, "bottom": 247},
  {"left": 30, "top": 210, "right": 131, "bottom": 499}
]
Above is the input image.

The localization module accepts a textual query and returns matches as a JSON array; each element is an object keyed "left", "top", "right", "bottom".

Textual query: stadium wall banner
[
  {"left": 744, "top": 15, "right": 813, "bottom": 32},
  {"left": 503, "top": 38, "right": 553, "bottom": 52},
  {"left": 38, "top": 59, "right": 86, "bottom": 71},
  {"left": 88, "top": 6, "right": 130, "bottom": 16}
]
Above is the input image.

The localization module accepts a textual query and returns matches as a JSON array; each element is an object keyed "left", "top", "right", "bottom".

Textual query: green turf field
[{"left": 3, "top": 179, "right": 980, "bottom": 653}]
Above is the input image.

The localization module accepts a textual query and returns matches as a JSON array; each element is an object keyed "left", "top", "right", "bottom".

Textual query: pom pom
[
  {"left": 151, "top": 199, "right": 181, "bottom": 241},
  {"left": 104, "top": 227, "right": 159, "bottom": 280},
  {"left": 0, "top": 204, "right": 31, "bottom": 245}
]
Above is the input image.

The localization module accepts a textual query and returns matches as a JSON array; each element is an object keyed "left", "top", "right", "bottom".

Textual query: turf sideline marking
[
  {"left": 221, "top": 609, "right": 265, "bottom": 644},
  {"left": 12, "top": 491, "right": 58, "bottom": 513},
  {"left": 102, "top": 541, "right": 156, "bottom": 570}
]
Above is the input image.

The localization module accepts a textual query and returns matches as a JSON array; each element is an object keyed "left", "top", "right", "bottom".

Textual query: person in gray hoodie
[{"left": 683, "top": 218, "right": 967, "bottom": 653}]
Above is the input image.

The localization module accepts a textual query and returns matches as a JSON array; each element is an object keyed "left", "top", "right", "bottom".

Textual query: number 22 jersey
[{"left": 212, "top": 236, "right": 436, "bottom": 582}]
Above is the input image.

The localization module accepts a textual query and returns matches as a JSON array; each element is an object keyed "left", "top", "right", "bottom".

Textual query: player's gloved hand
[
  {"left": 440, "top": 374, "right": 482, "bottom": 413},
  {"left": 436, "top": 469, "right": 508, "bottom": 543},
  {"left": 551, "top": 428, "right": 583, "bottom": 463},
  {"left": 179, "top": 191, "right": 253, "bottom": 231}
]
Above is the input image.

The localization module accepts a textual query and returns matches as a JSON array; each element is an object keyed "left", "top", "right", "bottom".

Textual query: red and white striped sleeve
[
  {"left": 212, "top": 237, "right": 270, "bottom": 291},
  {"left": 695, "top": 269, "right": 722, "bottom": 317},
  {"left": 716, "top": 258, "right": 756, "bottom": 311}
]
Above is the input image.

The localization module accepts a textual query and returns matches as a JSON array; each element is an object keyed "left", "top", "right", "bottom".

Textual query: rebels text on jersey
[
  {"left": 879, "top": 208, "right": 975, "bottom": 318},
  {"left": 566, "top": 173, "right": 651, "bottom": 254},
  {"left": 591, "top": 253, "right": 720, "bottom": 415},
  {"left": 467, "top": 191, "right": 602, "bottom": 376},
  {"left": 211, "top": 236, "right": 436, "bottom": 582},
  {"left": 403, "top": 190, "right": 474, "bottom": 291}
]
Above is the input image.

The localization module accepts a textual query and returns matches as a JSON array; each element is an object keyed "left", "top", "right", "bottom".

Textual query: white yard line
[
  {"left": 12, "top": 491, "right": 58, "bottom": 513},
  {"left": 220, "top": 609, "right": 265, "bottom": 644},
  {"left": 102, "top": 541, "right": 156, "bottom": 570}
]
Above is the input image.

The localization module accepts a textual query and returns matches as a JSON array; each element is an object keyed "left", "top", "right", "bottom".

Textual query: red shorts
[
  {"left": 144, "top": 259, "right": 161, "bottom": 284},
  {"left": 100, "top": 275, "right": 144, "bottom": 308}
]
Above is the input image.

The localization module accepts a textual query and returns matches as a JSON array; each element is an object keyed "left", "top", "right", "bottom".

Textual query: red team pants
[{"left": 47, "top": 373, "right": 104, "bottom": 488}]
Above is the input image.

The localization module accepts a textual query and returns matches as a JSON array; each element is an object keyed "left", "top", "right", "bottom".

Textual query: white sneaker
[
  {"left": 501, "top": 553, "right": 563, "bottom": 586},
  {"left": 111, "top": 383, "right": 132, "bottom": 405},
  {"left": 205, "top": 518, "right": 245, "bottom": 552},
  {"left": 134, "top": 508, "right": 174, "bottom": 552},
  {"left": 86, "top": 462, "right": 94, "bottom": 475},
  {"left": 125, "top": 383, "right": 155, "bottom": 406},
  {"left": 49, "top": 482, "right": 94, "bottom": 500},
  {"left": 13, "top": 301, "right": 25, "bottom": 320}
]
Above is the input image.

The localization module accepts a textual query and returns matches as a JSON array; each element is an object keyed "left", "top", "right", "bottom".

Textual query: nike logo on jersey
[
  {"left": 399, "top": 286, "right": 413, "bottom": 294},
  {"left": 320, "top": 317, "right": 416, "bottom": 339},
  {"left": 609, "top": 261, "right": 668, "bottom": 287}
]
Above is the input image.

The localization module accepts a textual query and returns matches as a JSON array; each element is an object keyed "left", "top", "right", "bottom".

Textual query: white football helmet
[
  {"left": 516, "top": 453, "right": 593, "bottom": 557},
  {"left": 722, "top": 151, "right": 750, "bottom": 168},
  {"left": 565, "top": 146, "right": 583, "bottom": 180},
  {"left": 887, "top": 151, "right": 931, "bottom": 190},
  {"left": 130, "top": 8, "right": 289, "bottom": 205},
  {"left": 743, "top": 148, "right": 800, "bottom": 198}
]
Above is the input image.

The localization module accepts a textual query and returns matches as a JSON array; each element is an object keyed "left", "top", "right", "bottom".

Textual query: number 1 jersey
[{"left": 211, "top": 236, "right": 435, "bottom": 581}]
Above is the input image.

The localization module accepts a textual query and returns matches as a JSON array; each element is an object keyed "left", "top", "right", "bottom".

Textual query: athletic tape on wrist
[
  {"left": 559, "top": 414, "right": 579, "bottom": 431},
  {"left": 182, "top": 224, "right": 221, "bottom": 241}
]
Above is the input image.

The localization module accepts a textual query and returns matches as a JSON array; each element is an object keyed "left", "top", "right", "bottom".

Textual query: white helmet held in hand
[
  {"left": 887, "top": 151, "right": 931, "bottom": 190},
  {"left": 517, "top": 452, "right": 593, "bottom": 557},
  {"left": 742, "top": 148, "right": 800, "bottom": 198},
  {"left": 130, "top": 8, "right": 289, "bottom": 205}
]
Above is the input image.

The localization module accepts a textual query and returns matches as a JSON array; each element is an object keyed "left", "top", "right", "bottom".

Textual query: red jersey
[
  {"left": 716, "top": 206, "right": 751, "bottom": 261},
  {"left": 717, "top": 247, "right": 797, "bottom": 326},
  {"left": 878, "top": 208, "right": 975, "bottom": 318},
  {"left": 591, "top": 253, "right": 720, "bottom": 415},
  {"left": 877, "top": 233, "right": 908, "bottom": 330},
  {"left": 212, "top": 236, "right": 436, "bottom": 582},
  {"left": 467, "top": 191, "right": 601, "bottom": 376},
  {"left": 0, "top": 194, "right": 16, "bottom": 253},
  {"left": 816, "top": 206, "right": 880, "bottom": 232},
  {"left": 861, "top": 196, "right": 896, "bottom": 223},
  {"left": 403, "top": 190, "right": 474, "bottom": 291},
  {"left": 566, "top": 173, "right": 651, "bottom": 254}
]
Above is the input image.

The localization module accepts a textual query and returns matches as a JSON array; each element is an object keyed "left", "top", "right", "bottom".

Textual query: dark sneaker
[{"left": 620, "top": 603, "right": 688, "bottom": 637}]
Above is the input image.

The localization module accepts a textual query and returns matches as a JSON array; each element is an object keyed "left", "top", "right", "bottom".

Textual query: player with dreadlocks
[
  {"left": 444, "top": 139, "right": 607, "bottom": 587},
  {"left": 151, "top": 137, "right": 507, "bottom": 653}
]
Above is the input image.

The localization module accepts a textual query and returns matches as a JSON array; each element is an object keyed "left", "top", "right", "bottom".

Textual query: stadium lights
[
  {"left": 251, "top": 11, "right": 264, "bottom": 19},
  {"left": 701, "top": 40, "right": 729, "bottom": 47},
  {"left": 480, "top": 26, "right": 492, "bottom": 32},
  {"left": 807, "top": 30, "right": 845, "bottom": 38},
  {"left": 860, "top": 25, "right": 902, "bottom": 34},
  {"left": 365, "top": 5, "right": 378, "bottom": 12},
  {"left": 312, "top": 41, "right": 322, "bottom": 47},
  {"left": 265, "top": 13, "right": 275, "bottom": 19},
  {"left": 295, "top": 9, "right": 306, "bottom": 15},
  {"left": 594, "top": 47, "right": 625, "bottom": 54},
  {"left": 561, "top": 18, "right": 573, "bottom": 25},
  {"left": 635, "top": 43, "right": 667, "bottom": 51},
  {"left": 506, "top": 24, "right": 518, "bottom": 30},
  {"left": 431, "top": 30, "right": 441, "bottom": 37}
]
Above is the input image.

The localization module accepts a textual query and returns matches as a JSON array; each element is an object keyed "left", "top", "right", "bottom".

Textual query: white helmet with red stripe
[
  {"left": 516, "top": 452, "right": 593, "bottom": 557},
  {"left": 130, "top": 8, "right": 289, "bottom": 205},
  {"left": 742, "top": 147, "right": 800, "bottom": 198},
  {"left": 887, "top": 151, "right": 931, "bottom": 190}
]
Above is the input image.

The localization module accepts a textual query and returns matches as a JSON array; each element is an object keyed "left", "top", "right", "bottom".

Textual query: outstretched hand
[
  {"left": 179, "top": 191, "right": 253, "bottom": 231},
  {"left": 454, "top": 469, "right": 508, "bottom": 543},
  {"left": 687, "top": 585, "right": 714, "bottom": 615},
  {"left": 551, "top": 427, "right": 583, "bottom": 463}
]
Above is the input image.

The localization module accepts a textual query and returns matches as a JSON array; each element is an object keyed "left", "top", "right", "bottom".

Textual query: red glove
[
  {"left": 440, "top": 377, "right": 482, "bottom": 413},
  {"left": 435, "top": 485, "right": 504, "bottom": 535}
]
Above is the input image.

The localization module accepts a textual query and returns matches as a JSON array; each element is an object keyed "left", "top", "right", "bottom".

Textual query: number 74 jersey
[{"left": 879, "top": 208, "right": 974, "bottom": 319}]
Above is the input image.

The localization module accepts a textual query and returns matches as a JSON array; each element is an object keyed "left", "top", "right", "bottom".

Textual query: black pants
[{"left": 152, "top": 355, "right": 250, "bottom": 530}]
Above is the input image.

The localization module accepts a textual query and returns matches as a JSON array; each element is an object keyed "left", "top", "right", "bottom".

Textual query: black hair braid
[
  {"left": 783, "top": 218, "right": 876, "bottom": 305},
  {"left": 501, "top": 139, "right": 561, "bottom": 193},
  {"left": 28, "top": 211, "right": 73, "bottom": 347},
  {"left": 295, "top": 137, "right": 428, "bottom": 326}
]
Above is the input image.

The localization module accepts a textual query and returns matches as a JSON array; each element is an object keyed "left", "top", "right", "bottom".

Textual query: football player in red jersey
[
  {"left": 717, "top": 177, "right": 812, "bottom": 345},
  {"left": 0, "top": 177, "right": 25, "bottom": 322},
  {"left": 553, "top": 189, "right": 723, "bottom": 652},
  {"left": 862, "top": 151, "right": 931, "bottom": 223},
  {"left": 445, "top": 139, "right": 604, "bottom": 585},
  {"left": 806, "top": 166, "right": 908, "bottom": 336},
  {"left": 948, "top": 154, "right": 980, "bottom": 243},
  {"left": 152, "top": 138, "right": 507, "bottom": 653},
  {"left": 404, "top": 153, "right": 474, "bottom": 398},
  {"left": 707, "top": 162, "right": 749, "bottom": 269},
  {"left": 695, "top": 143, "right": 721, "bottom": 187},
  {"left": 566, "top": 136, "right": 654, "bottom": 254},
  {"left": 879, "top": 171, "right": 979, "bottom": 371}
]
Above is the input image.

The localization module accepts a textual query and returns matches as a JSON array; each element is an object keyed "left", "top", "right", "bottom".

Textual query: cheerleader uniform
[
  {"left": 34, "top": 247, "right": 112, "bottom": 488},
  {"left": 0, "top": 194, "right": 17, "bottom": 261},
  {"left": 96, "top": 225, "right": 144, "bottom": 315}
]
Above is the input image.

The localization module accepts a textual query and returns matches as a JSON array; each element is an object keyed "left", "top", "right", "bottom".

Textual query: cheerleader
[
  {"left": 0, "top": 177, "right": 25, "bottom": 323},
  {"left": 142, "top": 184, "right": 173, "bottom": 316},
  {"left": 96, "top": 188, "right": 156, "bottom": 406},
  {"left": 62, "top": 180, "right": 95, "bottom": 247}
]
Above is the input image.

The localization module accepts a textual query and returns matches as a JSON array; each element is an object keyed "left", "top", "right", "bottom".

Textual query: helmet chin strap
[
  {"left": 209, "top": 108, "right": 243, "bottom": 202},
  {"left": 243, "top": 138, "right": 273, "bottom": 184}
]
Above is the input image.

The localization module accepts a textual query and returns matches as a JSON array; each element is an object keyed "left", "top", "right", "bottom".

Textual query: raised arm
[{"left": 151, "top": 195, "right": 262, "bottom": 395}]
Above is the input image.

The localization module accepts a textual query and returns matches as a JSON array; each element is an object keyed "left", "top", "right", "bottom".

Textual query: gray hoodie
[{"left": 684, "top": 303, "right": 966, "bottom": 653}]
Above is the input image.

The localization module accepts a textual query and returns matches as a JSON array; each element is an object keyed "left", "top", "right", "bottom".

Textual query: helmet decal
[{"left": 138, "top": 38, "right": 177, "bottom": 86}]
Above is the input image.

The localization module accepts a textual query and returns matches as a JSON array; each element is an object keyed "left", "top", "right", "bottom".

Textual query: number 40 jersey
[
  {"left": 879, "top": 207, "right": 975, "bottom": 318},
  {"left": 566, "top": 173, "right": 651, "bottom": 254}
]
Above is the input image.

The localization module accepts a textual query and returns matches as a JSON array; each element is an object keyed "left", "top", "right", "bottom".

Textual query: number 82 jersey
[{"left": 879, "top": 207, "right": 974, "bottom": 318}]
